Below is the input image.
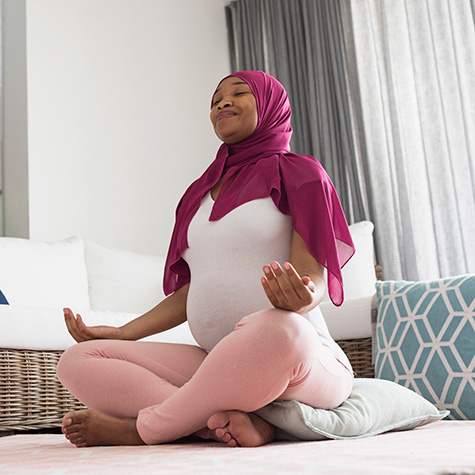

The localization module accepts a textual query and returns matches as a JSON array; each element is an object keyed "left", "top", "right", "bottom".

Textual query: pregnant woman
[{"left": 57, "top": 70, "right": 355, "bottom": 448}]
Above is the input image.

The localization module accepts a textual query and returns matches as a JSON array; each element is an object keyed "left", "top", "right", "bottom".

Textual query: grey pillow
[{"left": 255, "top": 378, "right": 448, "bottom": 441}]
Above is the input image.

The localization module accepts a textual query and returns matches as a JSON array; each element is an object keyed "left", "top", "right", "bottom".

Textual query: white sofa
[{"left": 0, "top": 222, "right": 377, "bottom": 431}]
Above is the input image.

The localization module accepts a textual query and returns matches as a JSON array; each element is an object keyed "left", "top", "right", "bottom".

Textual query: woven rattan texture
[
  {"left": 339, "top": 338, "right": 374, "bottom": 378},
  {"left": 0, "top": 349, "right": 85, "bottom": 431}
]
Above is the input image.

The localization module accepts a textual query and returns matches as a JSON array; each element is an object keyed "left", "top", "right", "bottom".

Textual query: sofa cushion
[
  {"left": 321, "top": 221, "right": 376, "bottom": 303},
  {"left": 319, "top": 295, "right": 373, "bottom": 340},
  {"left": 255, "top": 378, "right": 448, "bottom": 440},
  {"left": 85, "top": 241, "right": 166, "bottom": 314},
  {"left": 319, "top": 221, "right": 376, "bottom": 340},
  {"left": 0, "top": 305, "right": 197, "bottom": 350},
  {"left": 374, "top": 275, "right": 475, "bottom": 420},
  {"left": 0, "top": 236, "right": 90, "bottom": 309}
]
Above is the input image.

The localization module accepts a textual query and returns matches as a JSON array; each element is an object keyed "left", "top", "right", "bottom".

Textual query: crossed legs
[{"left": 57, "top": 309, "right": 352, "bottom": 447}]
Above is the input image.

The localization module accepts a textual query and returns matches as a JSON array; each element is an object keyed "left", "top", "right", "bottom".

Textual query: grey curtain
[
  {"left": 226, "top": 0, "right": 370, "bottom": 225},
  {"left": 226, "top": 0, "right": 475, "bottom": 282},
  {"left": 342, "top": 0, "right": 475, "bottom": 280}
]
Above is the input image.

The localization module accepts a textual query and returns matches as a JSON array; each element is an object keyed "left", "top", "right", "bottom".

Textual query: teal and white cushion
[{"left": 374, "top": 275, "right": 475, "bottom": 420}]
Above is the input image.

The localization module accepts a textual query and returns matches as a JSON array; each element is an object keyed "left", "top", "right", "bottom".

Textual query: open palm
[{"left": 63, "top": 308, "right": 122, "bottom": 343}]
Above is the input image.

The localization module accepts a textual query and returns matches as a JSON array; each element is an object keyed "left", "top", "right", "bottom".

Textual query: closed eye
[{"left": 212, "top": 90, "right": 249, "bottom": 106}]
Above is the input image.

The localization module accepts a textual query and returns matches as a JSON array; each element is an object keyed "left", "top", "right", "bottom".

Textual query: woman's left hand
[{"left": 261, "top": 261, "right": 318, "bottom": 314}]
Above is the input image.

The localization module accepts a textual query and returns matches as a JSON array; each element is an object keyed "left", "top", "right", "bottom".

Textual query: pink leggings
[{"left": 57, "top": 309, "right": 353, "bottom": 445}]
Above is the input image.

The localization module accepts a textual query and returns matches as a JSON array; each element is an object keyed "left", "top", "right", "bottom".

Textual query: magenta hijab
[{"left": 163, "top": 71, "right": 354, "bottom": 306}]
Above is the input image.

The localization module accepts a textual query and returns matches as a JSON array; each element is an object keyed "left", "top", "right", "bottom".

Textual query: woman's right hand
[{"left": 63, "top": 308, "right": 123, "bottom": 343}]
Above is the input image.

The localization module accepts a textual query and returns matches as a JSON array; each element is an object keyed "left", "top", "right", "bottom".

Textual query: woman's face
[{"left": 210, "top": 76, "right": 258, "bottom": 144}]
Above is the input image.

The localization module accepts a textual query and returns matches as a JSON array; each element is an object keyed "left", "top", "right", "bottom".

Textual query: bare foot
[
  {"left": 207, "top": 411, "right": 275, "bottom": 447},
  {"left": 62, "top": 410, "right": 145, "bottom": 447}
]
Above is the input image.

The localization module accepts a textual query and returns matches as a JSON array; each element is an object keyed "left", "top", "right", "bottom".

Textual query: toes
[
  {"left": 67, "top": 432, "right": 86, "bottom": 447},
  {"left": 228, "top": 438, "right": 239, "bottom": 448},
  {"left": 62, "top": 411, "right": 83, "bottom": 433},
  {"left": 62, "top": 414, "right": 73, "bottom": 430},
  {"left": 209, "top": 420, "right": 238, "bottom": 446},
  {"left": 207, "top": 412, "right": 230, "bottom": 431},
  {"left": 63, "top": 422, "right": 82, "bottom": 437},
  {"left": 213, "top": 427, "right": 233, "bottom": 444},
  {"left": 74, "top": 440, "right": 88, "bottom": 448},
  {"left": 61, "top": 410, "right": 89, "bottom": 446},
  {"left": 208, "top": 411, "right": 274, "bottom": 448},
  {"left": 214, "top": 429, "right": 239, "bottom": 447}
]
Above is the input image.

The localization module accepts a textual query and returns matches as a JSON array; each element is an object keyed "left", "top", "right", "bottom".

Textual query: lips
[{"left": 216, "top": 111, "right": 237, "bottom": 121}]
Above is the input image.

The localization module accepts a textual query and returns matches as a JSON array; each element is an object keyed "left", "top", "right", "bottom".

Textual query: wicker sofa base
[
  {"left": 0, "top": 349, "right": 86, "bottom": 432},
  {"left": 0, "top": 338, "right": 374, "bottom": 432}
]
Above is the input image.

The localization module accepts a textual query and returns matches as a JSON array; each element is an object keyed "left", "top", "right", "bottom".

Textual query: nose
[{"left": 217, "top": 99, "right": 232, "bottom": 110}]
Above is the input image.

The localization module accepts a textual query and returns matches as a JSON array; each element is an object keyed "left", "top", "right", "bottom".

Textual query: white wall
[{"left": 3, "top": 0, "right": 230, "bottom": 256}]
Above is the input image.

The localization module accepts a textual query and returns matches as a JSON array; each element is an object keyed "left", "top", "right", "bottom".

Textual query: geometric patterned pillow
[{"left": 374, "top": 275, "right": 475, "bottom": 420}]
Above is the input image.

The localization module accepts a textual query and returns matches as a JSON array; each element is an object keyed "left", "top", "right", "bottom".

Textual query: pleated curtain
[{"left": 342, "top": 0, "right": 475, "bottom": 280}]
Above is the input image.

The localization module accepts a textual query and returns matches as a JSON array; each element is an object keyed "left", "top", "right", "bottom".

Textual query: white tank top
[{"left": 182, "top": 192, "right": 351, "bottom": 370}]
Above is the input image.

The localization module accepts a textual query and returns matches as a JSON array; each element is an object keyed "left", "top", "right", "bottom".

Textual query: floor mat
[{"left": 1, "top": 422, "right": 474, "bottom": 474}]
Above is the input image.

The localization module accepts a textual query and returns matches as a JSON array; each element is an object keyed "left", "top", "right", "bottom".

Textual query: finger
[
  {"left": 66, "top": 314, "right": 84, "bottom": 342},
  {"left": 262, "top": 265, "right": 286, "bottom": 301},
  {"left": 63, "top": 309, "right": 86, "bottom": 342},
  {"left": 64, "top": 310, "right": 82, "bottom": 342},
  {"left": 261, "top": 276, "right": 280, "bottom": 308},
  {"left": 263, "top": 262, "right": 303, "bottom": 312},
  {"left": 75, "top": 313, "right": 95, "bottom": 340},
  {"left": 76, "top": 313, "right": 87, "bottom": 330},
  {"left": 301, "top": 276, "right": 316, "bottom": 291},
  {"left": 269, "top": 262, "right": 300, "bottom": 301},
  {"left": 63, "top": 307, "right": 75, "bottom": 320},
  {"left": 283, "top": 262, "right": 314, "bottom": 299},
  {"left": 63, "top": 308, "right": 76, "bottom": 331}
]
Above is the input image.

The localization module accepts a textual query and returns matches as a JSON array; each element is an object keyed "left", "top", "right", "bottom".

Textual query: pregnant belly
[{"left": 186, "top": 278, "right": 272, "bottom": 352}]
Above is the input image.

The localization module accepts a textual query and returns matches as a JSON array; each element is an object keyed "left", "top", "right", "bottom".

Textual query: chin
[{"left": 216, "top": 131, "right": 238, "bottom": 144}]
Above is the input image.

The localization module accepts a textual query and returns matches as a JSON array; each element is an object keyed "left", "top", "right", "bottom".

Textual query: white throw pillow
[
  {"left": 85, "top": 241, "right": 166, "bottom": 314},
  {"left": 322, "top": 220, "right": 376, "bottom": 303},
  {"left": 0, "top": 236, "right": 90, "bottom": 309}
]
